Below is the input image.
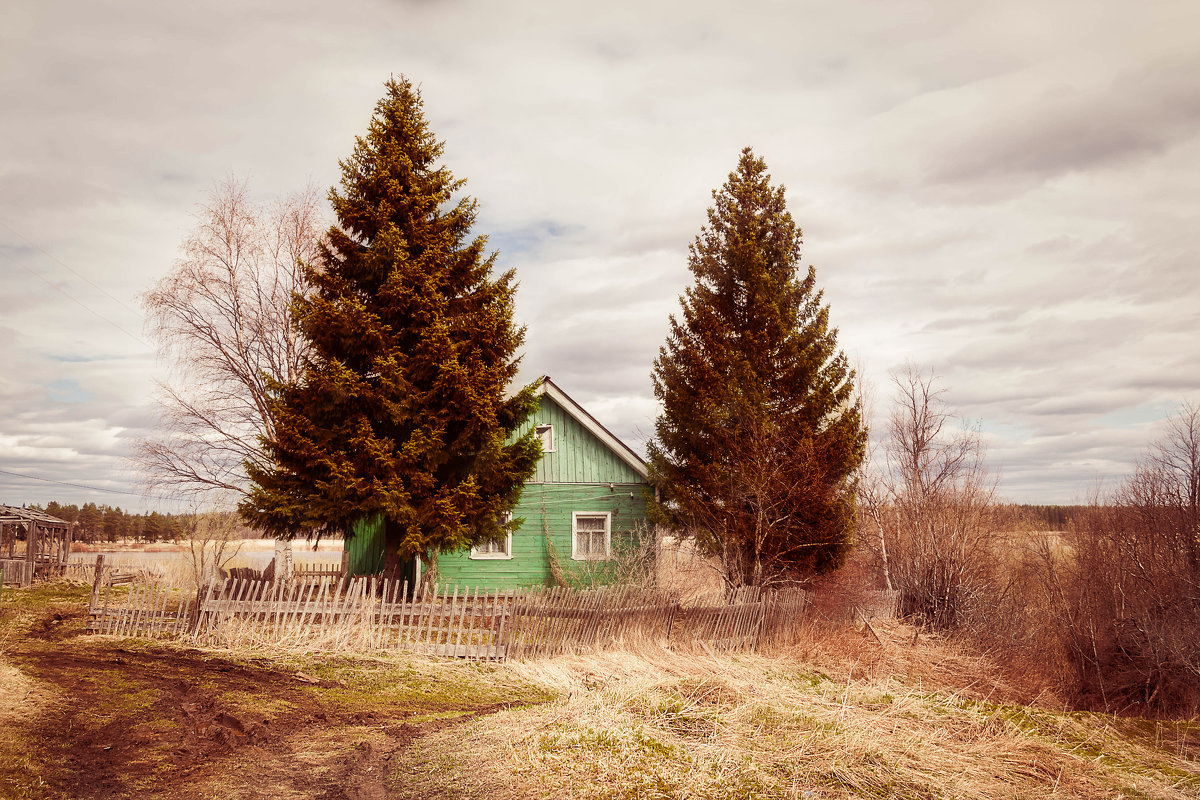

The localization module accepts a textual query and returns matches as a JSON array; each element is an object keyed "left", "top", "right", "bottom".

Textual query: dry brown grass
[
  {"left": 0, "top": 659, "right": 40, "bottom": 722},
  {"left": 393, "top": 629, "right": 1200, "bottom": 800}
]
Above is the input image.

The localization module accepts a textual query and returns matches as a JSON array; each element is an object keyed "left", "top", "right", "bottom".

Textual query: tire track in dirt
[{"left": 5, "top": 616, "right": 533, "bottom": 800}]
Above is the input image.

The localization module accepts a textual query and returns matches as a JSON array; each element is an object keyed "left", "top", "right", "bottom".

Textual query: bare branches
[
  {"left": 860, "top": 364, "right": 999, "bottom": 629},
  {"left": 138, "top": 178, "right": 324, "bottom": 502},
  {"left": 1048, "top": 402, "right": 1200, "bottom": 715},
  {"left": 181, "top": 510, "right": 245, "bottom": 588},
  {"left": 677, "top": 417, "right": 857, "bottom": 589}
]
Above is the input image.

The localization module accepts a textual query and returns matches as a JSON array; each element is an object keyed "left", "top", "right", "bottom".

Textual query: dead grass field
[
  {"left": 1, "top": 580, "right": 1197, "bottom": 799},
  {"left": 396, "top": 631, "right": 1200, "bottom": 800}
]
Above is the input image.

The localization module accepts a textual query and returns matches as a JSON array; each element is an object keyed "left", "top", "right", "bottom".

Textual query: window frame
[
  {"left": 469, "top": 513, "right": 514, "bottom": 560},
  {"left": 535, "top": 423, "right": 555, "bottom": 453},
  {"left": 571, "top": 511, "right": 611, "bottom": 561}
]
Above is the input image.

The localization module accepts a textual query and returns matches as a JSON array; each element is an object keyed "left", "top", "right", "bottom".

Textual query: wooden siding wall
[
  {"left": 437, "top": 482, "right": 650, "bottom": 591},
  {"left": 515, "top": 394, "right": 644, "bottom": 484}
]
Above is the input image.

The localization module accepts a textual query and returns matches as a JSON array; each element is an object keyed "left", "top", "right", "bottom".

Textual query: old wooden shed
[{"left": 0, "top": 505, "right": 72, "bottom": 587}]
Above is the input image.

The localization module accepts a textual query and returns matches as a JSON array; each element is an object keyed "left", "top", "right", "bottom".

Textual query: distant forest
[
  {"left": 29, "top": 503, "right": 259, "bottom": 544},
  {"left": 1007, "top": 504, "right": 1091, "bottom": 531}
]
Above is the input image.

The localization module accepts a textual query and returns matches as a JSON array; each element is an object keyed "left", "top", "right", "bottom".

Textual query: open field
[{"left": 1, "top": 580, "right": 1197, "bottom": 799}]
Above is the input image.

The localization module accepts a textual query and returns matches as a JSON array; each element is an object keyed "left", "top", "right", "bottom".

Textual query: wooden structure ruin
[{"left": 0, "top": 505, "right": 72, "bottom": 587}]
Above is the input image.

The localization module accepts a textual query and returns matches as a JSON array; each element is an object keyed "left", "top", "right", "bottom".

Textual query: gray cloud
[{"left": 2, "top": 0, "right": 1199, "bottom": 509}]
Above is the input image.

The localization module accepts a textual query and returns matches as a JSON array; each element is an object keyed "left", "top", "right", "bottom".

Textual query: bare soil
[{"left": 0, "top": 586, "right": 541, "bottom": 800}]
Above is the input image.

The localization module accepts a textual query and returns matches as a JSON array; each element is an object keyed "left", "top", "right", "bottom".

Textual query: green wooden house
[{"left": 345, "top": 376, "right": 652, "bottom": 590}]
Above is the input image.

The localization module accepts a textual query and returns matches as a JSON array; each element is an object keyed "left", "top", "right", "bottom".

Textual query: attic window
[{"left": 536, "top": 424, "right": 555, "bottom": 453}]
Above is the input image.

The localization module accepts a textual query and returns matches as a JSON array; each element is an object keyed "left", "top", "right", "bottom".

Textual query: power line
[
  {"left": 0, "top": 222, "right": 150, "bottom": 349},
  {"left": 0, "top": 219, "right": 143, "bottom": 316},
  {"left": 0, "top": 467, "right": 143, "bottom": 497}
]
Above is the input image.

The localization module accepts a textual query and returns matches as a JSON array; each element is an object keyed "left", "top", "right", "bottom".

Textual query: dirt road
[{"left": 0, "top": 586, "right": 543, "bottom": 800}]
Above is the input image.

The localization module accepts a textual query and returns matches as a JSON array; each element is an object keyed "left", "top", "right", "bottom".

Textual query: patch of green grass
[
  {"left": 541, "top": 724, "right": 679, "bottom": 759},
  {"left": 627, "top": 689, "right": 719, "bottom": 738},
  {"left": 265, "top": 652, "right": 556, "bottom": 713}
]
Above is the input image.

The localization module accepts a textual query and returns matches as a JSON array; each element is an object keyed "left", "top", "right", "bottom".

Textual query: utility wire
[
  {"left": 0, "top": 223, "right": 150, "bottom": 349},
  {"left": 0, "top": 219, "right": 143, "bottom": 316},
  {"left": 0, "top": 467, "right": 144, "bottom": 497}
]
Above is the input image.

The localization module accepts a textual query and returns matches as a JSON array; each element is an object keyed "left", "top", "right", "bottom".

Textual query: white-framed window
[
  {"left": 535, "top": 423, "right": 555, "bottom": 452},
  {"left": 470, "top": 513, "right": 513, "bottom": 559},
  {"left": 572, "top": 512, "right": 610, "bottom": 561}
]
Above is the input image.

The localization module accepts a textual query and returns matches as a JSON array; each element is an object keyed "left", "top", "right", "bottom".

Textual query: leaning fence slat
[
  {"left": 134, "top": 582, "right": 154, "bottom": 638},
  {"left": 109, "top": 584, "right": 126, "bottom": 637},
  {"left": 111, "top": 584, "right": 128, "bottom": 637},
  {"left": 177, "top": 588, "right": 194, "bottom": 637},
  {"left": 150, "top": 583, "right": 169, "bottom": 637},
  {"left": 300, "top": 577, "right": 327, "bottom": 641},
  {"left": 128, "top": 583, "right": 148, "bottom": 638},
  {"left": 115, "top": 583, "right": 138, "bottom": 638},
  {"left": 419, "top": 583, "right": 438, "bottom": 651},
  {"left": 153, "top": 584, "right": 170, "bottom": 638}
]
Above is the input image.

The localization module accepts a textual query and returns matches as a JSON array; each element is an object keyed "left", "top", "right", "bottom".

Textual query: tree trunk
[{"left": 423, "top": 546, "right": 440, "bottom": 596}]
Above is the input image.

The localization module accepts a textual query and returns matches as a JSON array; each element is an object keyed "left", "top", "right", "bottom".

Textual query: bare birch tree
[
  {"left": 859, "top": 365, "right": 999, "bottom": 628},
  {"left": 139, "top": 178, "right": 324, "bottom": 501}
]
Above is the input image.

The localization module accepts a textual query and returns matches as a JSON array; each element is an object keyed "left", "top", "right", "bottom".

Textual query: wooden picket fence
[
  {"left": 674, "top": 586, "right": 767, "bottom": 652},
  {"left": 88, "top": 581, "right": 197, "bottom": 639},
  {"left": 505, "top": 585, "right": 678, "bottom": 658},
  {"left": 194, "top": 577, "right": 512, "bottom": 658},
  {"left": 291, "top": 562, "right": 346, "bottom": 580},
  {"left": 87, "top": 577, "right": 812, "bottom": 660}
]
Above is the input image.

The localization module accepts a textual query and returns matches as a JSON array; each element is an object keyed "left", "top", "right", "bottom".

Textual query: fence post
[{"left": 90, "top": 554, "right": 106, "bottom": 612}]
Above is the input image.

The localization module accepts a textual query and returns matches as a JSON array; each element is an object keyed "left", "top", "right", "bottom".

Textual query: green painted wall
[
  {"left": 346, "top": 513, "right": 417, "bottom": 584},
  {"left": 435, "top": 482, "right": 650, "bottom": 591},
  {"left": 347, "top": 513, "right": 385, "bottom": 575}
]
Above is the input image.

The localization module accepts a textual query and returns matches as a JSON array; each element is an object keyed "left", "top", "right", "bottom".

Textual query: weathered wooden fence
[
  {"left": 89, "top": 581, "right": 196, "bottom": 638},
  {"left": 88, "top": 577, "right": 814, "bottom": 660},
  {"left": 0, "top": 559, "right": 33, "bottom": 588}
]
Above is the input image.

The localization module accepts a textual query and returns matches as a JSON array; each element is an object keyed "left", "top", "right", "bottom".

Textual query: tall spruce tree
[
  {"left": 241, "top": 77, "right": 541, "bottom": 582},
  {"left": 648, "top": 148, "right": 866, "bottom": 587}
]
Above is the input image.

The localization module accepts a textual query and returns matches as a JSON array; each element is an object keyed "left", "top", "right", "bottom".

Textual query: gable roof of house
[{"left": 534, "top": 376, "right": 649, "bottom": 480}]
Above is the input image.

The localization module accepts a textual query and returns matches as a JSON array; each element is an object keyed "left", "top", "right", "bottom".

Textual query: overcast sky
[{"left": 2, "top": 0, "right": 1198, "bottom": 511}]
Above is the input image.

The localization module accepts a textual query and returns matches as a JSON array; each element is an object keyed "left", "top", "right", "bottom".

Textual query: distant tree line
[
  {"left": 28, "top": 503, "right": 254, "bottom": 544},
  {"left": 1008, "top": 504, "right": 1091, "bottom": 531}
]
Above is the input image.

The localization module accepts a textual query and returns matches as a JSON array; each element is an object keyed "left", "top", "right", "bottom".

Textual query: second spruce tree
[{"left": 649, "top": 148, "right": 866, "bottom": 587}]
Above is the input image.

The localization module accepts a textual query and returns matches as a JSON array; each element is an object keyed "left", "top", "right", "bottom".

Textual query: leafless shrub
[
  {"left": 139, "top": 178, "right": 324, "bottom": 502},
  {"left": 1045, "top": 403, "right": 1200, "bottom": 715},
  {"left": 182, "top": 509, "right": 245, "bottom": 588},
  {"left": 859, "top": 365, "right": 1002, "bottom": 629},
  {"left": 547, "top": 522, "right": 659, "bottom": 589},
  {"left": 669, "top": 418, "right": 859, "bottom": 590},
  {"left": 655, "top": 535, "right": 726, "bottom": 601}
]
